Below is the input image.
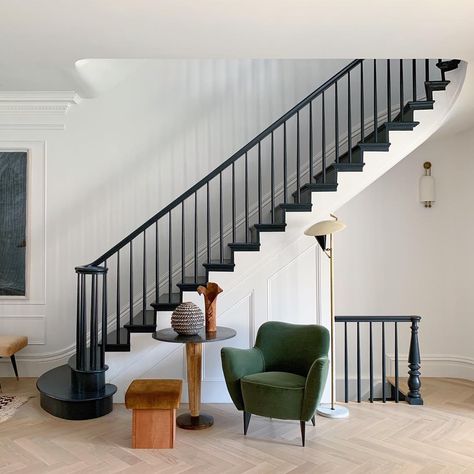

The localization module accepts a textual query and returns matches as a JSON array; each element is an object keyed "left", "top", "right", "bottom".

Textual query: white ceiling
[{"left": 0, "top": 0, "right": 472, "bottom": 129}]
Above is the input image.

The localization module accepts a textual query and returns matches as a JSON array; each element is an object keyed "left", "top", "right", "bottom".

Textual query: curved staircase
[{"left": 37, "top": 58, "right": 463, "bottom": 419}]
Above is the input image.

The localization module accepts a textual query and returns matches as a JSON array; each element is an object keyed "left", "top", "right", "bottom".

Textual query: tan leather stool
[
  {"left": 125, "top": 379, "right": 182, "bottom": 449},
  {"left": 0, "top": 336, "right": 28, "bottom": 380}
]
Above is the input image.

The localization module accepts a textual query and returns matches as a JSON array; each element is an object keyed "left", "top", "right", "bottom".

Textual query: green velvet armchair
[{"left": 221, "top": 321, "right": 329, "bottom": 446}]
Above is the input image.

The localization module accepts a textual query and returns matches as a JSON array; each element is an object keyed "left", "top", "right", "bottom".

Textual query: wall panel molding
[
  {"left": 0, "top": 315, "right": 46, "bottom": 345},
  {"left": 267, "top": 245, "right": 318, "bottom": 325}
]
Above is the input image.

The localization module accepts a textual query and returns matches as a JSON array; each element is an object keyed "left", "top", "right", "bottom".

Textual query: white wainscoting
[{"left": 0, "top": 316, "right": 46, "bottom": 345}]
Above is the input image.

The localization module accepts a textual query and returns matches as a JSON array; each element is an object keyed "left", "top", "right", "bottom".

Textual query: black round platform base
[
  {"left": 36, "top": 364, "right": 117, "bottom": 420},
  {"left": 39, "top": 391, "right": 114, "bottom": 420},
  {"left": 177, "top": 413, "right": 214, "bottom": 430}
]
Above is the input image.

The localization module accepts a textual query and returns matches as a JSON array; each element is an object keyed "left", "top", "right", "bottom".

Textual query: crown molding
[{"left": 0, "top": 91, "right": 81, "bottom": 130}]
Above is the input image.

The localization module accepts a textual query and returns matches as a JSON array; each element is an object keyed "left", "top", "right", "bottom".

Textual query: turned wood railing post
[{"left": 407, "top": 316, "right": 423, "bottom": 405}]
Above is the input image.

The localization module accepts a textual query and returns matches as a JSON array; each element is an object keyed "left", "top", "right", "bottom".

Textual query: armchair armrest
[
  {"left": 221, "top": 347, "right": 265, "bottom": 410},
  {"left": 301, "top": 356, "right": 329, "bottom": 421}
]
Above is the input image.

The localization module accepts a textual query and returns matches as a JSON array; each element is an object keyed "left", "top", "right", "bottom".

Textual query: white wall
[{"left": 335, "top": 126, "right": 474, "bottom": 382}]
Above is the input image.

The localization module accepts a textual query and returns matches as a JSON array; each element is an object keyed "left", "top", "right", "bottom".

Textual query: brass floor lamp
[{"left": 305, "top": 214, "right": 349, "bottom": 419}]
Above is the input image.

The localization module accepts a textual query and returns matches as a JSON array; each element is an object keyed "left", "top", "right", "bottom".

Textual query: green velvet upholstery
[
  {"left": 241, "top": 371, "right": 306, "bottom": 420},
  {"left": 221, "top": 321, "right": 329, "bottom": 426}
]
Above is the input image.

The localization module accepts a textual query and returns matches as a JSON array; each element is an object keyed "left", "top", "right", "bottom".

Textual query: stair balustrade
[
  {"left": 335, "top": 315, "right": 423, "bottom": 405},
  {"left": 81, "top": 59, "right": 448, "bottom": 357}
]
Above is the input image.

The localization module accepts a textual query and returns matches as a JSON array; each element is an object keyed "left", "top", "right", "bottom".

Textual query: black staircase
[{"left": 37, "top": 58, "right": 458, "bottom": 419}]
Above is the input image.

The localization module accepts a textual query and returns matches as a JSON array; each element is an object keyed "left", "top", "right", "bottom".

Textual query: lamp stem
[{"left": 329, "top": 232, "right": 336, "bottom": 410}]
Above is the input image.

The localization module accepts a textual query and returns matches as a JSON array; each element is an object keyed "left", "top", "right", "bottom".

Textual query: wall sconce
[{"left": 419, "top": 162, "right": 435, "bottom": 208}]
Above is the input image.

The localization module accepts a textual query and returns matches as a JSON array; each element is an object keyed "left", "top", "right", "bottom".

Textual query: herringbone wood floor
[{"left": 0, "top": 377, "right": 472, "bottom": 473}]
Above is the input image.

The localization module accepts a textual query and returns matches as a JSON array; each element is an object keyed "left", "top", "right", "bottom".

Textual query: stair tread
[
  {"left": 204, "top": 259, "right": 234, "bottom": 265},
  {"left": 229, "top": 242, "right": 260, "bottom": 251},
  {"left": 124, "top": 309, "right": 156, "bottom": 328},
  {"left": 295, "top": 183, "right": 338, "bottom": 196},
  {"left": 277, "top": 203, "right": 313, "bottom": 211},
  {"left": 204, "top": 259, "right": 235, "bottom": 272},
  {"left": 406, "top": 100, "right": 435, "bottom": 109},
  {"left": 358, "top": 141, "right": 390, "bottom": 149},
  {"left": 253, "top": 223, "right": 287, "bottom": 231},
  {"left": 425, "top": 80, "right": 450, "bottom": 88},
  {"left": 37, "top": 365, "right": 116, "bottom": 402},
  {"left": 385, "top": 121, "right": 419, "bottom": 129}
]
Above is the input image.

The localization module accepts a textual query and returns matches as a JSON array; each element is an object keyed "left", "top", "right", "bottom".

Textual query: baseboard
[{"left": 386, "top": 353, "right": 474, "bottom": 381}]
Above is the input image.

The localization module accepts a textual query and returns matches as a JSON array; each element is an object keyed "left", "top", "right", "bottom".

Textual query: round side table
[{"left": 153, "top": 326, "right": 236, "bottom": 430}]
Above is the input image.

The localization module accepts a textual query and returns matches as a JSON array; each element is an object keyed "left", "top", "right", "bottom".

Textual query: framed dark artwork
[{"left": 0, "top": 151, "right": 27, "bottom": 296}]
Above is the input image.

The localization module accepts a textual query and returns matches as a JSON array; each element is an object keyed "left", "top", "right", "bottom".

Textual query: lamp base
[{"left": 316, "top": 404, "right": 349, "bottom": 419}]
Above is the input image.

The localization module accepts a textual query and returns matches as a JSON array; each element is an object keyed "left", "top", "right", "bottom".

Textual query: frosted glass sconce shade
[{"left": 419, "top": 162, "right": 435, "bottom": 208}]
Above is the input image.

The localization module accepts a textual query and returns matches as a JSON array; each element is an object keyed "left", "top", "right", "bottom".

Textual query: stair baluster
[
  {"left": 387, "top": 59, "right": 392, "bottom": 122},
  {"left": 400, "top": 59, "right": 404, "bottom": 122},
  {"left": 142, "top": 230, "right": 146, "bottom": 320}
]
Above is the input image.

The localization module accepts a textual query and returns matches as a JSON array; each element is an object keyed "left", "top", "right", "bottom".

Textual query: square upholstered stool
[
  {"left": 0, "top": 336, "right": 28, "bottom": 380},
  {"left": 125, "top": 379, "right": 182, "bottom": 449}
]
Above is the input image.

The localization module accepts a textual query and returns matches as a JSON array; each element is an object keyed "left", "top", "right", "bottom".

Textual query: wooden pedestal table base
[
  {"left": 177, "top": 342, "right": 213, "bottom": 430},
  {"left": 152, "top": 326, "right": 237, "bottom": 431}
]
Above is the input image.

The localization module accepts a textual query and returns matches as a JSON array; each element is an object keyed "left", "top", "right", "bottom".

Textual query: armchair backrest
[{"left": 254, "top": 321, "right": 329, "bottom": 376}]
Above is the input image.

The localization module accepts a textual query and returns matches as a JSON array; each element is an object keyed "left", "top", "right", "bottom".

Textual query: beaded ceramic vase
[{"left": 171, "top": 302, "right": 205, "bottom": 335}]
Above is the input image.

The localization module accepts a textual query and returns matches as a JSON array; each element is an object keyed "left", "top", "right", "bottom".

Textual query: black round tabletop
[{"left": 153, "top": 326, "right": 236, "bottom": 344}]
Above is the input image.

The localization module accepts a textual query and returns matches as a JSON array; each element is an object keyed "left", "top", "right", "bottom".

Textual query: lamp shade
[
  {"left": 419, "top": 175, "right": 435, "bottom": 204},
  {"left": 304, "top": 219, "right": 346, "bottom": 237}
]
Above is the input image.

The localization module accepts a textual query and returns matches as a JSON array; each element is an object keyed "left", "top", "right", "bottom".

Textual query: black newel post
[
  {"left": 407, "top": 316, "right": 423, "bottom": 405},
  {"left": 75, "top": 265, "right": 108, "bottom": 372}
]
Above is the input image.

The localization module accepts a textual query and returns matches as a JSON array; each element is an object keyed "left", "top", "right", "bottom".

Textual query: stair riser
[
  {"left": 425, "top": 80, "right": 449, "bottom": 100},
  {"left": 274, "top": 204, "right": 312, "bottom": 223},
  {"left": 315, "top": 168, "right": 338, "bottom": 185},
  {"left": 296, "top": 183, "right": 338, "bottom": 204},
  {"left": 274, "top": 209, "right": 285, "bottom": 223},
  {"left": 229, "top": 243, "right": 260, "bottom": 252},
  {"left": 177, "top": 283, "right": 201, "bottom": 291},
  {"left": 151, "top": 303, "right": 181, "bottom": 311},
  {"left": 204, "top": 264, "right": 235, "bottom": 273},
  {"left": 250, "top": 225, "right": 286, "bottom": 242},
  {"left": 125, "top": 325, "right": 157, "bottom": 333}
]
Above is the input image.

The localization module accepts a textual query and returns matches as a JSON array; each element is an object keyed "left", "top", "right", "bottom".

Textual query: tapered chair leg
[
  {"left": 10, "top": 355, "right": 19, "bottom": 381},
  {"left": 311, "top": 415, "right": 315, "bottom": 426},
  {"left": 300, "top": 421, "right": 306, "bottom": 447},
  {"left": 243, "top": 411, "right": 251, "bottom": 435}
]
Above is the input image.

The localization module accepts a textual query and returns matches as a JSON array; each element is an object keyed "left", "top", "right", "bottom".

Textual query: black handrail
[
  {"left": 336, "top": 315, "right": 420, "bottom": 323},
  {"left": 89, "top": 59, "right": 363, "bottom": 265}
]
